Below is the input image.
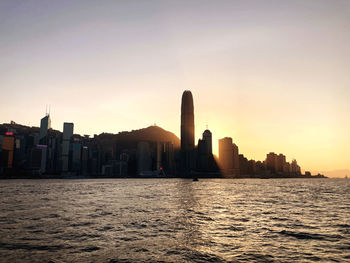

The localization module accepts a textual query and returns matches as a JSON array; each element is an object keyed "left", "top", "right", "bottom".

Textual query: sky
[{"left": 1, "top": 0, "right": 349, "bottom": 177}]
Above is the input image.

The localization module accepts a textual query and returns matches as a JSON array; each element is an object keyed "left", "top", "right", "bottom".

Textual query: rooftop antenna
[
  {"left": 45, "top": 104, "right": 48, "bottom": 116},
  {"left": 49, "top": 104, "right": 51, "bottom": 116},
  {"left": 206, "top": 123, "right": 208, "bottom": 129}
]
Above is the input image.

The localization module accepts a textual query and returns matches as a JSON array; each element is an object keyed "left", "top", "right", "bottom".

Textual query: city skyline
[
  {"left": 1, "top": 1, "right": 349, "bottom": 176},
  {"left": 0, "top": 2, "right": 348, "bottom": 263},
  {"left": 0, "top": 90, "right": 317, "bottom": 179},
  {"left": 0, "top": 92, "right": 334, "bottom": 178}
]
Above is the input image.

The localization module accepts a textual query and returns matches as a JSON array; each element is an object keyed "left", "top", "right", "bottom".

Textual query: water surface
[{"left": 0, "top": 178, "right": 349, "bottom": 262}]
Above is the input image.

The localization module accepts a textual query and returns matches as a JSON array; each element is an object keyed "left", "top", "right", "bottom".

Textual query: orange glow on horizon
[{"left": 0, "top": 1, "right": 349, "bottom": 177}]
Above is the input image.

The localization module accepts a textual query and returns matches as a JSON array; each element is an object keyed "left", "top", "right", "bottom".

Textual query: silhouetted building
[
  {"left": 1, "top": 133, "right": 15, "bottom": 169},
  {"left": 180, "top": 90, "right": 195, "bottom": 175},
  {"left": 30, "top": 146, "right": 44, "bottom": 171},
  {"left": 118, "top": 153, "right": 129, "bottom": 176},
  {"left": 202, "top": 129, "right": 212, "bottom": 154},
  {"left": 71, "top": 141, "right": 82, "bottom": 173},
  {"left": 81, "top": 146, "right": 88, "bottom": 175},
  {"left": 45, "top": 130, "right": 60, "bottom": 174},
  {"left": 137, "top": 141, "right": 152, "bottom": 175},
  {"left": 239, "top": 154, "right": 248, "bottom": 176},
  {"left": 197, "top": 139, "right": 207, "bottom": 170},
  {"left": 0, "top": 104, "right": 312, "bottom": 178},
  {"left": 283, "top": 162, "right": 291, "bottom": 173},
  {"left": 62, "top": 122, "right": 73, "bottom": 173},
  {"left": 291, "top": 159, "right": 301, "bottom": 174},
  {"left": 266, "top": 152, "right": 301, "bottom": 176},
  {"left": 136, "top": 141, "right": 175, "bottom": 176},
  {"left": 247, "top": 159, "right": 256, "bottom": 175},
  {"left": 36, "top": 114, "right": 52, "bottom": 173},
  {"left": 30, "top": 144, "right": 47, "bottom": 174},
  {"left": 197, "top": 129, "right": 215, "bottom": 172},
  {"left": 39, "top": 114, "right": 51, "bottom": 145},
  {"left": 255, "top": 161, "right": 265, "bottom": 175},
  {"left": 158, "top": 141, "right": 175, "bottom": 175},
  {"left": 232, "top": 143, "right": 239, "bottom": 175},
  {"left": 219, "top": 137, "right": 232, "bottom": 176},
  {"left": 218, "top": 137, "right": 240, "bottom": 177},
  {"left": 277, "top": 154, "right": 286, "bottom": 173},
  {"left": 101, "top": 152, "right": 129, "bottom": 177},
  {"left": 266, "top": 152, "right": 277, "bottom": 173}
]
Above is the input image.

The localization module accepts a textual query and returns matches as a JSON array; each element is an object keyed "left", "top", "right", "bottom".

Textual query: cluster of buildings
[
  {"left": 0, "top": 117, "right": 102, "bottom": 176},
  {"left": 218, "top": 138, "right": 302, "bottom": 178},
  {"left": 179, "top": 91, "right": 217, "bottom": 175},
  {"left": 0, "top": 116, "right": 177, "bottom": 177},
  {"left": 0, "top": 90, "right": 321, "bottom": 178},
  {"left": 179, "top": 90, "right": 316, "bottom": 178}
]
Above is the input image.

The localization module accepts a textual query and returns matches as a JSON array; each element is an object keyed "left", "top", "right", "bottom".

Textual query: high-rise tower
[
  {"left": 219, "top": 137, "right": 240, "bottom": 177},
  {"left": 202, "top": 129, "right": 212, "bottom": 154},
  {"left": 197, "top": 129, "right": 212, "bottom": 171},
  {"left": 180, "top": 90, "right": 195, "bottom": 174},
  {"left": 39, "top": 114, "right": 51, "bottom": 144},
  {"left": 62, "top": 122, "right": 73, "bottom": 173}
]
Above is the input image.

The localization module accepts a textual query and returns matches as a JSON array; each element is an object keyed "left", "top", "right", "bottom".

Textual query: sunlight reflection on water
[{"left": 0, "top": 178, "right": 349, "bottom": 262}]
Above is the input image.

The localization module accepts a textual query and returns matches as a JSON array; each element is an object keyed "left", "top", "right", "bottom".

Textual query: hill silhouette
[
  {"left": 0, "top": 122, "right": 180, "bottom": 149},
  {"left": 96, "top": 125, "right": 180, "bottom": 150}
]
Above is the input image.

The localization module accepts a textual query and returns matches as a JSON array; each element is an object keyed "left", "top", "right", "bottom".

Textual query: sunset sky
[{"left": 1, "top": 0, "right": 349, "bottom": 176}]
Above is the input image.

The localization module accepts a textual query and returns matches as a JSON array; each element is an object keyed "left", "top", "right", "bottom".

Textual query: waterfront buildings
[
  {"left": 136, "top": 141, "right": 175, "bottom": 176},
  {"left": 265, "top": 152, "right": 301, "bottom": 176},
  {"left": 0, "top": 91, "right": 315, "bottom": 178}
]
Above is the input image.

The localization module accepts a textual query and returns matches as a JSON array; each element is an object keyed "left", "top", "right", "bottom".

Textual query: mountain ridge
[{"left": 0, "top": 122, "right": 180, "bottom": 148}]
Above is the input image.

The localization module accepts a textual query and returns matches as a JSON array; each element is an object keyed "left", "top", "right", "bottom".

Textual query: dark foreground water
[{"left": 0, "top": 179, "right": 349, "bottom": 262}]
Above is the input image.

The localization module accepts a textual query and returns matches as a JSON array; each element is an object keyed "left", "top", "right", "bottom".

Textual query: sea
[{"left": 0, "top": 178, "right": 349, "bottom": 262}]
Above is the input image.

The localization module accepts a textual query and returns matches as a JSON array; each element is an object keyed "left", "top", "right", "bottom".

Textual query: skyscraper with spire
[
  {"left": 39, "top": 113, "right": 51, "bottom": 145},
  {"left": 180, "top": 90, "right": 195, "bottom": 175}
]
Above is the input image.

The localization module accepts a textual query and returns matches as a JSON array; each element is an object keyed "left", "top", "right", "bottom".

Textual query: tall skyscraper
[
  {"left": 39, "top": 114, "right": 51, "bottom": 144},
  {"left": 62, "top": 122, "right": 73, "bottom": 173},
  {"left": 197, "top": 129, "right": 212, "bottom": 171},
  {"left": 180, "top": 90, "right": 195, "bottom": 174},
  {"left": 37, "top": 113, "right": 51, "bottom": 173},
  {"left": 202, "top": 129, "right": 212, "bottom": 154}
]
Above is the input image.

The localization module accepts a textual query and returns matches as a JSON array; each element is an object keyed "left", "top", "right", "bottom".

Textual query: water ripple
[{"left": 0, "top": 178, "right": 348, "bottom": 262}]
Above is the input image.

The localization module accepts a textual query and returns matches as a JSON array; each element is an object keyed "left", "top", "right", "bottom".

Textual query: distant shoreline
[{"left": 0, "top": 174, "right": 328, "bottom": 180}]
